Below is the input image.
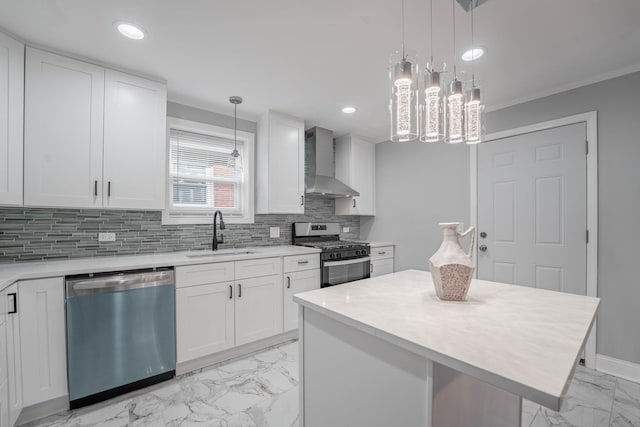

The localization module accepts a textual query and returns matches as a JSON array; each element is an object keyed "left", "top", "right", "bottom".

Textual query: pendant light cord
[
  {"left": 471, "top": 0, "right": 475, "bottom": 87},
  {"left": 429, "top": 0, "right": 434, "bottom": 69},
  {"left": 452, "top": 0, "right": 457, "bottom": 78},
  {"left": 234, "top": 103, "right": 237, "bottom": 150},
  {"left": 401, "top": 0, "right": 406, "bottom": 59}
]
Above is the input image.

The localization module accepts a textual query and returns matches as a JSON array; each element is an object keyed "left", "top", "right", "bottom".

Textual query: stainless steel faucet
[{"left": 212, "top": 210, "right": 225, "bottom": 251}]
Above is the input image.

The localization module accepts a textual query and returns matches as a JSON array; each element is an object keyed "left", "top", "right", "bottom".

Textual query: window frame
[{"left": 162, "top": 117, "right": 255, "bottom": 225}]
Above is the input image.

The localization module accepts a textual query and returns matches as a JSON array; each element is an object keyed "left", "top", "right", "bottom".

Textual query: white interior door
[{"left": 477, "top": 123, "right": 587, "bottom": 297}]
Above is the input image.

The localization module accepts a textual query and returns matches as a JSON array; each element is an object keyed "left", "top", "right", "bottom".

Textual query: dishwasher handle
[{"left": 66, "top": 269, "right": 174, "bottom": 298}]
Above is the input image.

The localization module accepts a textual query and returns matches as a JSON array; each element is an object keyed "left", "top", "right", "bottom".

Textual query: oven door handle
[{"left": 323, "top": 257, "right": 370, "bottom": 267}]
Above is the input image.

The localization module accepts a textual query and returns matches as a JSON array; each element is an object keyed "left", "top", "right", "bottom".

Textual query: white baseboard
[{"left": 596, "top": 354, "right": 640, "bottom": 383}]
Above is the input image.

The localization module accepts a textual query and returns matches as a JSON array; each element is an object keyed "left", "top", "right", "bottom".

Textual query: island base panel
[
  {"left": 433, "top": 363, "right": 521, "bottom": 427},
  {"left": 300, "top": 307, "right": 523, "bottom": 427},
  {"left": 301, "top": 308, "right": 433, "bottom": 427}
]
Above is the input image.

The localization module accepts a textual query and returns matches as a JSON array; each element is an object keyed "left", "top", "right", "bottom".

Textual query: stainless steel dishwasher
[{"left": 65, "top": 267, "right": 176, "bottom": 409}]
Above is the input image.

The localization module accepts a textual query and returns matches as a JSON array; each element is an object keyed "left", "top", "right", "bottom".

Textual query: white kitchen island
[{"left": 294, "top": 269, "right": 599, "bottom": 427}]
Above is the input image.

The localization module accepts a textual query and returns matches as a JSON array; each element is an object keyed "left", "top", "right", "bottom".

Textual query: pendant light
[
  {"left": 420, "top": 0, "right": 445, "bottom": 143},
  {"left": 227, "top": 96, "right": 243, "bottom": 174},
  {"left": 465, "top": 1, "right": 484, "bottom": 144},
  {"left": 389, "top": 0, "right": 418, "bottom": 142},
  {"left": 445, "top": 0, "right": 465, "bottom": 144}
]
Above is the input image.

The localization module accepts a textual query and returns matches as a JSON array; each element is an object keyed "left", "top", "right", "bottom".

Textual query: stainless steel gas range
[{"left": 292, "top": 222, "right": 370, "bottom": 287}]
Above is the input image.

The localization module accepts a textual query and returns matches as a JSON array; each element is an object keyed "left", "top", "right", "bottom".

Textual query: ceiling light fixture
[
  {"left": 445, "top": 0, "right": 465, "bottom": 144},
  {"left": 227, "top": 96, "right": 243, "bottom": 175},
  {"left": 389, "top": 0, "right": 419, "bottom": 142},
  {"left": 461, "top": 47, "right": 485, "bottom": 62},
  {"left": 115, "top": 22, "right": 146, "bottom": 40},
  {"left": 419, "top": 0, "right": 444, "bottom": 143},
  {"left": 465, "top": 1, "right": 485, "bottom": 144},
  {"left": 342, "top": 106, "right": 357, "bottom": 114}
]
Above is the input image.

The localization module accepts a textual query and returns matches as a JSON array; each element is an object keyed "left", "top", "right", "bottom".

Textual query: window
[{"left": 162, "top": 118, "right": 254, "bottom": 224}]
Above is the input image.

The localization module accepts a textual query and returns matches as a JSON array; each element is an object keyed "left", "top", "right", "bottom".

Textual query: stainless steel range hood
[{"left": 305, "top": 127, "right": 359, "bottom": 198}]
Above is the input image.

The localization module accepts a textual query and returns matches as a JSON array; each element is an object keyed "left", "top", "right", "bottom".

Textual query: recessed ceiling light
[
  {"left": 461, "top": 47, "right": 485, "bottom": 61},
  {"left": 342, "top": 106, "right": 356, "bottom": 114},
  {"left": 115, "top": 22, "right": 146, "bottom": 40}
]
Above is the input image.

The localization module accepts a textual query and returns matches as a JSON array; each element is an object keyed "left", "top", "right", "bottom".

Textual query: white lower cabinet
[
  {"left": 176, "top": 282, "right": 235, "bottom": 364},
  {"left": 283, "top": 269, "right": 321, "bottom": 332},
  {"left": 370, "top": 245, "right": 395, "bottom": 278},
  {"left": 18, "top": 277, "right": 67, "bottom": 407},
  {"left": 235, "top": 275, "right": 283, "bottom": 346},
  {"left": 5, "top": 284, "right": 21, "bottom": 426},
  {"left": 0, "top": 380, "right": 8, "bottom": 427},
  {"left": 0, "top": 288, "right": 8, "bottom": 427}
]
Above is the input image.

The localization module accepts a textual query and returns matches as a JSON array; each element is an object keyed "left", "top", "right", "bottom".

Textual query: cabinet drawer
[
  {"left": 176, "top": 262, "right": 235, "bottom": 288},
  {"left": 283, "top": 254, "right": 320, "bottom": 273},
  {"left": 370, "top": 246, "right": 394, "bottom": 260},
  {"left": 235, "top": 257, "right": 282, "bottom": 280}
]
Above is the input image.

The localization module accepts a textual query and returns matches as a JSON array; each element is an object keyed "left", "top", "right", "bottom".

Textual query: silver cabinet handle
[
  {"left": 370, "top": 264, "right": 373, "bottom": 273},
  {"left": 300, "top": 195, "right": 304, "bottom": 206},
  {"left": 378, "top": 251, "right": 386, "bottom": 255},
  {"left": 297, "top": 260, "right": 309, "bottom": 265},
  {"left": 287, "top": 276, "right": 291, "bottom": 289},
  {"left": 94, "top": 180, "right": 98, "bottom": 196},
  {"left": 8, "top": 292, "right": 17, "bottom": 314},
  {"left": 108, "top": 181, "right": 111, "bottom": 197},
  {"left": 238, "top": 283, "right": 242, "bottom": 298},
  {"left": 229, "top": 285, "right": 233, "bottom": 299},
  {"left": 353, "top": 198, "right": 356, "bottom": 208}
]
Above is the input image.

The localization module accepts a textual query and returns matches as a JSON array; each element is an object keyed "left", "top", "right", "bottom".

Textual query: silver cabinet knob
[{"left": 479, "top": 245, "right": 488, "bottom": 252}]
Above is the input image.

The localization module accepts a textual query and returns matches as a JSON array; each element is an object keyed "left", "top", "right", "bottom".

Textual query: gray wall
[
  {"left": 485, "top": 72, "right": 640, "bottom": 365},
  {"left": 361, "top": 142, "right": 470, "bottom": 272},
  {"left": 363, "top": 71, "right": 640, "bottom": 365},
  {"left": 0, "top": 103, "right": 360, "bottom": 262}
]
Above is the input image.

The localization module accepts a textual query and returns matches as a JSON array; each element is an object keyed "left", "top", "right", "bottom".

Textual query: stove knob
[
  {"left": 329, "top": 253, "right": 335, "bottom": 259},
  {"left": 336, "top": 252, "right": 342, "bottom": 259},
  {"left": 355, "top": 250, "right": 361, "bottom": 255}
]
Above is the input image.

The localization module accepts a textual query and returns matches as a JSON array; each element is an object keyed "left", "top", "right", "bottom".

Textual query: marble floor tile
[{"left": 23, "top": 341, "right": 639, "bottom": 427}]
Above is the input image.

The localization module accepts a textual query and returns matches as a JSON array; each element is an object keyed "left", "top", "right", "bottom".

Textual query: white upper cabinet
[
  {"left": 256, "top": 111, "right": 305, "bottom": 214},
  {"left": 0, "top": 32, "right": 24, "bottom": 206},
  {"left": 103, "top": 70, "right": 167, "bottom": 209},
  {"left": 24, "top": 47, "right": 105, "bottom": 208},
  {"left": 335, "top": 135, "right": 376, "bottom": 216},
  {"left": 24, "top": 47, "right": 167, "bottom": 210}
]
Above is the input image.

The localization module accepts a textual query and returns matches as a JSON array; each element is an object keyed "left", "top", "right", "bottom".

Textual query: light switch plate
[
  {"left": 342, "top": 227, "right": 350, "bottom": 233},
  {"left": 98, "top": 232, "right": 116, "bottom": 242},
  {"left": 270, "top": 227, "right": 280, "bottom": 238}
]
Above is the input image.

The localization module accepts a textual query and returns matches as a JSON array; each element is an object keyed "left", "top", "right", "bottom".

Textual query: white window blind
[{"left": 169, "top": 129, "right": 244, "bottom": 213}]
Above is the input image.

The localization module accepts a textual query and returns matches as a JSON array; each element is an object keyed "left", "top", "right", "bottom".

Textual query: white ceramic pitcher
[{"left": 429, "top": 222, "right": 476, "bottom": 301}]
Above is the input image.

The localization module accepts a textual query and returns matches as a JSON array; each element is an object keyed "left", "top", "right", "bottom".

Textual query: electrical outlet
[
  {"left": 342, "top": 227, "right": 350, "bottom": 233},
  {"left": 270, "top": 227, "right": 280, "bottom": 238},
  {"left": 98, "top": 232, "right": 116, "bottom": 242}
]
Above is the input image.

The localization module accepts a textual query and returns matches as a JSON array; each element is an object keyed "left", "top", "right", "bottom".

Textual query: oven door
[{"left": 321, "top": 257, "right": 371, "bottom": 287}]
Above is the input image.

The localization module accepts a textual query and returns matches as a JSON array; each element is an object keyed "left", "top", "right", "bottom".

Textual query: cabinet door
[
  {"left": 371, "top": 258, "right": 394, "bottom": 278},
  {"left": 103, "top": 70, "right": 167, "bottom": 209},
  {"left": 0, "top": 290, "right": 7, "bottom": 427},
  {"left": 268, "top": 113, "right": 305, "bottom": 214},
  {"left": 351, "top": 137, "right": 375, "bottom": 215},
  {"left": 5, "top": 284, "right": 21, "bottom": 426},
  {"left": 0, "top": 380, "right": 8, "bottom": 427},
  {"left": 176, "top": 282, "right": 235, "bottom": 364},
  {"left": 19, "top": 277, "right": 67, "bottom": 407},
  {"left": 235, "top": 274, "right": 284, "bottom": 345},
  {"left": 283, "top": 269, "right": 321, "bottom": 332},
  {"left": 24, "top": 48, "right": 104, "bottom": 208},
  {"left": 0, "top": 32, "right": 24, "bottom": 206}
]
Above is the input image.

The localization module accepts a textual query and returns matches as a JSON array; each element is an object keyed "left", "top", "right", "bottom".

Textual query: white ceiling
[{"left": 1, "top": 0, "right": 640, "bottom": 142}]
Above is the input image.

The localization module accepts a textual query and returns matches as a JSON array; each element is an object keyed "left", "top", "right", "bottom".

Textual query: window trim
[{"left": 162, "top": 117, "right": 255, "bottom": 225}]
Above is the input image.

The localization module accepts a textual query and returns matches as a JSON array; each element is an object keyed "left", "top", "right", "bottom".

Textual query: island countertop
[{"left": 294, "top": 269, "right": 599, "bottom": 410}]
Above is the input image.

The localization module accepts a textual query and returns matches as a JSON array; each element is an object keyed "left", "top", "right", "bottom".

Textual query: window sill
[{"left": 161, "top": 210, "right": 255, "bottom": 225}]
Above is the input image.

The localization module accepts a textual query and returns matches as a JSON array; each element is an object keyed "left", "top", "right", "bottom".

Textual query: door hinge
[
  {"left": 585, "top": 140, "right": 589, "bottom": 155},
  {"left": 586, "top": 229, "right": 589, "bottom": 243}
]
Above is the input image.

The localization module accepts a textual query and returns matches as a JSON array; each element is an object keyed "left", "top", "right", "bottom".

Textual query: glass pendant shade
[
  {"left": 465, "top": 87, "right": 484, "bottom": 144},
  {"left": 227, "top": 148, "right": 243, "bottom": 177},
  {"left": 420, "top": 70, "right": 444, "bottom": 142},
  {"left": 389, "top": 55, "right": 419, "bottom": 142},
  {"left": 445, "top": 78, "right": 465, "bottom": 144}
]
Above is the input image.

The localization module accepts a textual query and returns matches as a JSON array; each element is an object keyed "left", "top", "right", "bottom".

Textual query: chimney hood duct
[{"left": 305, "top": 127, "right": 359, "bottom": 199}]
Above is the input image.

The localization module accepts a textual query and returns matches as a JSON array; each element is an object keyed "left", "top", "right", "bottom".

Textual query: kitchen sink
[{"left": 186, "top": 250, "right": 257, "bottom": 258}]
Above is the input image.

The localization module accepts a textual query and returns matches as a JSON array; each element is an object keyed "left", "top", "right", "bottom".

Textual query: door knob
[
  {"left": 479, "top": 245, "right": 488, "bottom": 252},
  {"left": 480, "top": 232, "right": 487, "bottom": 238}
]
